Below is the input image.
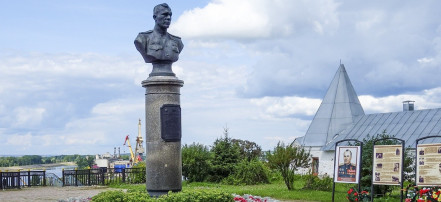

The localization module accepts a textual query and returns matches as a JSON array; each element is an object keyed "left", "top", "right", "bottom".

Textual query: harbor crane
[
  {"left": 134, "top": 119, "right": 145, "bottom": 161},
  {"left": 123, "top": 135, "right": 136, "bottom": 165},
  {"left": 123, "top": 119, "right": 145, "bottom": 166}
]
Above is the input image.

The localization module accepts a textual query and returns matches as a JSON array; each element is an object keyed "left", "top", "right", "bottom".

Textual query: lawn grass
[{"left": 110, "top": 180, "right": 406, "bottom": 202}]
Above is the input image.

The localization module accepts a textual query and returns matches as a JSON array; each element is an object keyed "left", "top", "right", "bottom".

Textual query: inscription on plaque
[{"left": 160, "top": 104, "right": 181, "bottom": 142}]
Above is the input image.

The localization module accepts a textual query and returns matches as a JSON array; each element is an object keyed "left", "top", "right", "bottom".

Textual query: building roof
[
  {"left": 301, "top": 64, "right": 365, "bottom": 146},
  {"left": 321, "top": 108, "right": 441, "bottom": 151}
]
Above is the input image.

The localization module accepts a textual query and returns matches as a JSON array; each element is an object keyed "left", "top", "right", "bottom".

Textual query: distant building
[{"left": 295, "top": 64, "right": 441, "bottom": 176}]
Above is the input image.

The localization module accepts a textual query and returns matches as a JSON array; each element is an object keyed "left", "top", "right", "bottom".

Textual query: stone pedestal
[{"left": 142, "top": 76, "right": 183, "bottom": 197}]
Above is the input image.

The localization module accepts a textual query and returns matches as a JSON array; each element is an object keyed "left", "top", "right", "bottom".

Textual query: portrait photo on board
[{"left": 334, "top": 146, "right": 360, "bottom": 183}]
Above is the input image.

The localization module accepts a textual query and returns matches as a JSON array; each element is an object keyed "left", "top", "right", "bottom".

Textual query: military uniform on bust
[
  {"left": 135, "top": 31, "right": 183, "bottom": 76},
  {"left": 134, "top": 30, "right": 183, "bottom": 63}
]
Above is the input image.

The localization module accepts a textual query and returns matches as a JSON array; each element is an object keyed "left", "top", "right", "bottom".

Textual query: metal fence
[
  {"left": 62, "top": 168, "right": 146, "bottom": 186},
  {"left": 1, "top": 170, "right": 46, "bottom": 189},
  {"left": 1, "top": 167, "right": 145, "bottom": 189}
]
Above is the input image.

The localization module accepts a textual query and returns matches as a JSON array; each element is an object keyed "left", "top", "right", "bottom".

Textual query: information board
[
  {"left": 372, "top": 145, "right": 402, "bottom": 185},
  {"left": 416, "top": 143, "right": 441, "bottom": 186},
  {"left": 334, "top": 146, "right": 361, "bottom": 183}
]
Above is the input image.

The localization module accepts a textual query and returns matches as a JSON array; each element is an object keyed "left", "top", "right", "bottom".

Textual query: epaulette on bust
[
  {"left": 169, "top": 33, "right": 181, "bottom": 39},
  {"left": 140, "top": 30, "right": 153, "bottom": 34}
]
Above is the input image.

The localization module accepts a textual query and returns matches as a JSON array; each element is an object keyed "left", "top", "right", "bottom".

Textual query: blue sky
[{"left": 1, "top": 0, "right": 441, "bottom": 155}]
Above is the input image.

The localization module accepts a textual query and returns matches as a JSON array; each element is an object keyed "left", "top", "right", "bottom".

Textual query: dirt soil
[{"left": 0, "top": 186, "right": 122, "bottom": 202}]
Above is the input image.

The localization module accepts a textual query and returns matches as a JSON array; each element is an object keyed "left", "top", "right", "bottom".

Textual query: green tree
[
  {"left": 266, "top": 141, "right": 311, "bottom": 190},
  {"left": 232, "top": 139, "right": 262, "bottom": 161},
  {"left": 75, "top": 155, "right": 95, "bottom": 169},
  {"left": 354, "top": 131, "right": 414, "bottom": 196},
  {"left": 182, "top": 143, "right": 213, "bottom": 182},
  {"left": 208, "top": 127, "right": 241, "bottom": 182}
]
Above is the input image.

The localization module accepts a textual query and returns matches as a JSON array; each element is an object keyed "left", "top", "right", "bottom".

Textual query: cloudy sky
[{"left": 1, "top": 0, "right": 441, "bottom": 155}]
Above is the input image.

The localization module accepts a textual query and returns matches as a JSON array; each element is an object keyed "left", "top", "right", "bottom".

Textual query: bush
[
  {"left": 131, "top": 162, "right": 146, "bottom": 184},
  {"left": 182, "top": 143, "right": 212, "bottom": 182},
  {"left": 302, "top": 173, "right": 332, "bottom": 191},
  {"left": 223, "top": 159, "right": 269, "bottom": 185},
  {"left": 266, "top": 169, "right": 284, "bottom": 183},
  {"left": 92, "top": 189, "right": 233, "bottom": 202},
  {"left": 163, "top": 190, "right": 233, "bottom": 202},
  {"left": 266, "top": 141, "right": 311, "bottom": 190},
  {"left": 92, "top": 190, "right": 125, "bottom": 202}
]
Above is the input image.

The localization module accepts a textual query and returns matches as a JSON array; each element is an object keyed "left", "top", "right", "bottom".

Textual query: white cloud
[
  {"left": 250, "top": 96, "right": 321, "bottom": 119},
  {"left": 417, "top": 57, "right": 434, "bottom": 64},
  {"left": 171, "top": 0, "right": 340, "bottom": 39},
  {"left": 64, "top": 132, "right": 107, "bottom": 145},
  {"left": 13, "top": 107, "right": 46, "bottom": 127},
  {"left": 7, "top": 133, "right": 33, "bottom": 147},
  {"left": 91, "top": 99, "right": 143, "bottom": 116},
  {"left": 359, "top": 87, "right": 441, "bottom": 114}
]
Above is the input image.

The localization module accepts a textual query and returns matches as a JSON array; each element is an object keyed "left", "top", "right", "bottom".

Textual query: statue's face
[
  {"left": 154, "top": 7, "right": 172, "bottom": 29},
  {"left": 343, "top": 151, "right": 351, "bottom": 165}
]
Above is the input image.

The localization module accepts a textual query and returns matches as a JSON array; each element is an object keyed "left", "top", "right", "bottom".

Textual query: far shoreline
[{"left": 0, "top": 162, "right": 76, "bottom": 171}]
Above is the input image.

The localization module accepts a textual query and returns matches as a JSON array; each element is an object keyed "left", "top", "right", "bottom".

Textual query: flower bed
[{"left": 233, "top": 194, "right": 279, "bottom": 202}]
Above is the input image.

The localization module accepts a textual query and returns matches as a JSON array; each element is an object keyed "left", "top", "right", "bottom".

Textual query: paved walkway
[{"left": 0, "top": 186, "right": 119, "bottom": 202}]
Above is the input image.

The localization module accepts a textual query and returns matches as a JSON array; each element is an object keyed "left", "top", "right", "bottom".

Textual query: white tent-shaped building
[
  {"left": 296, "top": 64, "right": 441, "bottom": 176},
  {"left": 296, "top": 64, "right": 364, "bottom": 175}
]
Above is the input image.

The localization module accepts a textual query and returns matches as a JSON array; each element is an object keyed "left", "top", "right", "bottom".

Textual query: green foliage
[
  {"left": 92, "top": 189, "right": 233, "bottom": 202},
  {"left": 0, "top": 154, "right": 102, "bottom": 167},
  {"left": 266, "top": 141, "right": 311, "bottom": 190},
  {"left": 266, "top": 169, "right": 284, "bottom": 183},
  {"left": 302, "top": 173, "right": 332, "bottom": 191},
  {"left": 161, "top": 190, "right": 233, "bottom": 202},
  {"left": 92, "top": 190, "right": 125, "bottom": 202},
  {"left": 182, "top": 143, "right": 213, "bottom": 182},
  {"left": 223, "top": 159, "right": 269, "bottom": 185},
  {"left": 231, "top": 139, "right": 262, "bottom": 161},
  {"left": 133, "top": 161, "right": 146, "bottom": 169},
  {"left": 74, "top": 155, "right": 95, "bottom": 169},
  {"left": 208, "top": 129, "right": 241, "bottom": 182},
  {"left": 354, "top": 130, "right": 414, "bottom": 196},
  {"left": 0, "top": 155, "right": 42, "bottom": 167},
  {"left": 130, "top": 162, "right": 146, "bottom": 184}
]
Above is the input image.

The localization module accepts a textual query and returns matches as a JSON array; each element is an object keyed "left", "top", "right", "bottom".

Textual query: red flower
[
  {"left": 348, "top": 188, "right": 353, "bottom": 194},
  {"left": 354, "top": 192, "right": 358, "bottom": 196}
]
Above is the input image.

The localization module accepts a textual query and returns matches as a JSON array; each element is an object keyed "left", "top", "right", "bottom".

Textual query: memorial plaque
[
  {"left": 372, "top": 145, "right": 402, "bottom": 185},
  {"left": 416, "top": 143, "right": 441, "bottom": 186},
  {"left": 160, "top": 104, "right": 181, "bottom": 142}
]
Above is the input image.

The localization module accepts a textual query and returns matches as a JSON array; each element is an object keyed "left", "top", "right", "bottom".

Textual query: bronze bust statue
[{"left": 135, "top": 3, "right": 184, "bottom": 77}]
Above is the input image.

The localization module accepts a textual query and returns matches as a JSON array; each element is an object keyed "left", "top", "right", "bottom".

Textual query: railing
[
  {"left": 20, "top": 170, "right": 46, "bottom": 187},
  {"left": 62, "top": 168, "right": 146, "bottom": 186},
  {"left": 1, "top": 171, "right": 21, "bottom": 189},
  {"left": 1, "top": 170, "right": 46, "bottom": 189},
  {"left": 1, "top": 167, "right": 146, "bottom": 189}
]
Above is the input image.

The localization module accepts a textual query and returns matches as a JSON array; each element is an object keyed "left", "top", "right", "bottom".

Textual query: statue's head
[{"left": 153, "top": 3, "right": 172, "bottom": 29}]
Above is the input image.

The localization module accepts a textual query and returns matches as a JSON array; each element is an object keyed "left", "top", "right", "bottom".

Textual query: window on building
[{"left": 312, "top": 157, "right": 319, "bottom": 176}]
